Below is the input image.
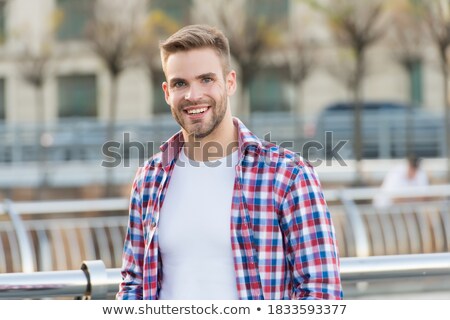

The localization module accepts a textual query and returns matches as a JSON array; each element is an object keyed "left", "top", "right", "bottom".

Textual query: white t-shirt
[
  {"left": 373, "top": 163, "right": 429, "bottom": 209},
  {"left": 158, "top": 148, "right": 239, "bottom": 300}
]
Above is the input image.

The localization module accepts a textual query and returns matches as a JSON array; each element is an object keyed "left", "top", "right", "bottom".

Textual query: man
[
  {"left": 117, "top": 24, "right": 342, "bottom": 300},
  {"left": 373, "top": 154, "right": 429, "bottom": 209}
]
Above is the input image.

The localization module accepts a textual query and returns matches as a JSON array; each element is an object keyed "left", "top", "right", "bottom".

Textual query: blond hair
[{"left": 160, "top": 24, "right": 231, "bottom": 75}]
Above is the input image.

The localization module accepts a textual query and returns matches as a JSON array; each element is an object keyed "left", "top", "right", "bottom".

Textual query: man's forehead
[{"left": 165, "top": 48, "right": 224, "bottom": 79}]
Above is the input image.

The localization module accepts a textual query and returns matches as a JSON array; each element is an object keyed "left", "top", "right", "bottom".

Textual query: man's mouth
[
  {"left": 183, "top": 106, "right": 211, "bottom": 116},
  {"left": 185, "top": 107, "right": 209, "bottom": 114}
]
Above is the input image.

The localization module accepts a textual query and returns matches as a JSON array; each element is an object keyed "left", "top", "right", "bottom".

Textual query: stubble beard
[{"left": 171, "top": 91, "right": 228, "bottom": 140}]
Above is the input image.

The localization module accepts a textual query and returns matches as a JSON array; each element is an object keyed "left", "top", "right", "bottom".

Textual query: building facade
[{"left": 0, "top": 0, "right": 445, "bottom": 126}]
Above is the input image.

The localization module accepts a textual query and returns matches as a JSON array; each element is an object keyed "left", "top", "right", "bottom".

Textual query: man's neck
[{"left": 183, "top": 117, "right": 238, "bottom": 162}]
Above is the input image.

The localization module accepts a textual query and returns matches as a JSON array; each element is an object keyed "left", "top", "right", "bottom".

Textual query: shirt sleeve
[
  {"left": 116, "top": 167, "right": 145, "bottom": 300},
  {"left": 279, "top": 163, "right": 343, "bottom": 300}
]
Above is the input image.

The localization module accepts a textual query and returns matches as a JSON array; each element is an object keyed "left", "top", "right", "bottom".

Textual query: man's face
[{"left": 162, "top": 48, "right": 236, "bottom": 139}]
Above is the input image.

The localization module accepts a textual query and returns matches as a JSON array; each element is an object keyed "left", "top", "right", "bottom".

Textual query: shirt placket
[
  {"left": 149, "top": 166, "right": 172, "bottom": 299},
  {"left": 233, "top": 164, "right": 264, "bottom": 299}
]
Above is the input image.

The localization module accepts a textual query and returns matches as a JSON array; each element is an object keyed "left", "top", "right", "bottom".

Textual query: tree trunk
[
  {"left": 294, "top": 82, "right": 305, "bottom": 149},
  {"left": 293, "top": 81, "right": 303, "bottom": 118},
  {"left": 406, "top": 60, "right": 419, "bottom": 158},
  {"left": 444, "top": 65, "right": 450, "bottom": 183},
  {"left": 353, "top": 52, "right": 364, "bottom": 186},
  {"left": 105, "top": 74, "right": 119, "bottom": 197},
  {"left": 405, "top": 101, "right": 413, "bottom": 157},
  {"left": 240, "top": 66, "right": 251, "bottom": 118},
  {"left": 36, "top": 85, "right": 48, "bottom": 199}
]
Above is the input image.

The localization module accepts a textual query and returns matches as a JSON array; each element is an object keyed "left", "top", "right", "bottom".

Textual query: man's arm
[
  {"left": 279, "top": 164, "right": 343, "bottom": 300},
  {"left": 116, "top": 169, "right": 145, "bottom": 300}
]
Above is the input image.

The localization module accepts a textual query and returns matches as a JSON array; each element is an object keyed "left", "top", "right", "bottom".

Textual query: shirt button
[{"left": 151, "top": 221, "right": 157, "bottom": 228}]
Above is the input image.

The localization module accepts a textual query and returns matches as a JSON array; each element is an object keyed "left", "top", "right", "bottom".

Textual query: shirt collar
[
  {"left": 233, "top": 117, "right": 262, "bottom": 158},
  {"left": 159, "top": 117, "right": 262, "bottom": 170}
]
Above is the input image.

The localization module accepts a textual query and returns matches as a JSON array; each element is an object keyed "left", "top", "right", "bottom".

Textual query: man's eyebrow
[
  {"left": 169, "top": 77, "right": 185, "bottom": 85},
  {"left": 195, "top": 72, "right": 217, "bottom": 79},
  {"left": 169, "top": 73, "right": 217, "bottom": 85}
]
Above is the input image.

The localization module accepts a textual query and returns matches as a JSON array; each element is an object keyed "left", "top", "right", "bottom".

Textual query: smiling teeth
[{"left": 187, "top": 107, "right": 208, "bottom": 114}]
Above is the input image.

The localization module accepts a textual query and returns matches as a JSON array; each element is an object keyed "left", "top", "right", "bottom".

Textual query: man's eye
[
  {"left": 174, "top": 81, "right": 186, "bottom": 88},
  {"left": 202, "top": 77, "right": 213, "bottom": 83}
]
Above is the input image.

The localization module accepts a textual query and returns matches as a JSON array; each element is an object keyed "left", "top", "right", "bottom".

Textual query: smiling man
[{"left": 117, "top": 24, "right": 342, "bottom": 300}]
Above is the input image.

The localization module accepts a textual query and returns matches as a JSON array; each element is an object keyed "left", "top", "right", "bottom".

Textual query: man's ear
[
  {"left": 162, "top": 82, "right": 170, "bottom": 105},
  {"left": 226, "top": 70, "right": 237, "bottom": 96}
]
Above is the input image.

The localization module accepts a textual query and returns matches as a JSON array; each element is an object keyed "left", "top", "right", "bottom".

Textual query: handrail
[
  {"left": 0, "top": 198, "right": 128, "bottom": 215},
  {"left": 1, "top": 190, "right": 449, "bottom": 274},
  {"left": 339, "top": 191, "right": 370, "bottom": 257},
  {"left": 341, "top": 252, "right": 450, "bottom": 281},
  {"left": 1, "top": 253, "right": 450, "bottom": 299},
  {"left": 0, "top": 261, "right": 120, "bottom": 299},
  {"left": 323, "top": 184, "right": 450, "bottom": 202},
  {"left": 2, "top": 185, "right": 449, "bottom": 216},
  {"left": 1, "top": 185, "right": 449, "bottom": 216},
  {"left": 2, "top": 200, "right": 35, "bottom": 273}
]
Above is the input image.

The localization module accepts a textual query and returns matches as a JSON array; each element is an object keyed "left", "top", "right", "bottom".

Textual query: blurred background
[
  {"left": 0, "top": 0, "right": 450, "bottom": 298},
  {"left": 0, "top": 0, "right": 449, "bottom": 199}
]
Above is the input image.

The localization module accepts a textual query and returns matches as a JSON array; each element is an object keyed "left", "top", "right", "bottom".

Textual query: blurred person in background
[
  {"left": 117, "top": 24, "right": 342, "bottom": 300},
  {"left": 373, "top": 154, "right": 429, "bottom": 209}
]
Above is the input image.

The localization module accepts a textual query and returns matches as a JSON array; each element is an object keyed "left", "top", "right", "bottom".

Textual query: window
[
  {"left": 246, "top": 0, "right": 289, "bottom": 113},
  {"left": 410, "top": 60, "right": 422, "bottom": 106},
  {"left": 248, "top": 0, "right": 289, "bottom": 23},
  {"left": 0, "top": 1, "right": 6, "bottom": 43},
  {"left": 56, "top": 0, "right": 91, "bottom": 41},
  {"left": 58, "top": 74, "right": 97, "bottom": 118},
  {"left": 250, "top": 69, "right": 290, "bottom": 112},
  {"left": 0, "top": 78, "right": 5, "bottom": 120},
  {"left": 152, "top": 70, "right": 169, "bottom": 114},
  {"left": 149, "top": 0, "right": 191, "bottom": 24}
]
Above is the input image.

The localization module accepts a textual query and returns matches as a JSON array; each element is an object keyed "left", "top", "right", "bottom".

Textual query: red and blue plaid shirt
[{"left": 117, "top": 118, "right": 342, "bottom": 300}]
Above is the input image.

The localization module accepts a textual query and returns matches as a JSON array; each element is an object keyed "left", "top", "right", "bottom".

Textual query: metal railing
[
  {"left": 0, "top": 113, "right": 447, "bottom": 188},
  {"left": 0, "top": 198, "right": 129, "bottom": 273},
  {"left": 1, "top": 253, "right": 450, "bottom": 299},
  {"left": 0, "top": 113, "right": 445, "bottom": 165},
  {"left": 1, "top": 185, "right": 449, "bottom": 274},
  {"left": 323, "top": 185, "right": 450, "bottom": 258}
]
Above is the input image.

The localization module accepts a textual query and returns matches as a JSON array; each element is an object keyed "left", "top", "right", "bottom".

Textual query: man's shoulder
[
  {"left": 133, "top": 152, "right": 165, "bottom": 181},
  {"left": 235, "top": 117, "right": 310, "bottom": 171},
  {"left": 255, "top": 139, "right": 324, "bottom": 193},
  {"left": 258, "top": 139, "right": 309, "bottom": 170},
  {"left": 145, "top": 151, "right": 165, "bottom": 167}
]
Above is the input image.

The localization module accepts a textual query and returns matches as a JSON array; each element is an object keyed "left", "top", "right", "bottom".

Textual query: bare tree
[
  {"left": 191, "top": 0, "right": 285, "bottom": 115},
  {"left": 283, "top": 36, "right": 317, "bottom": 114},
  {"left": 19, "top": 49, "right": 51, "bottom": 198},
  {"left": 85, "top": 0, "right": 142, "bottom": 196},
  {"left": 307, "top": 0, "right": 385, "bottom": 185},
  {"left": 16, "top": 25, "right": 53, "bottom": 198},
  {"left": 276, "top": 30, "right": 317, "bottom": 142},
  {"left": 136, "top": 8, "right": 181, "bottom": 111},
  {"left": 415, "top": 0, "right": 450, "bottom": 183},
  {"left": 389, "top": 0, "right": 426, "bottom": 157}
]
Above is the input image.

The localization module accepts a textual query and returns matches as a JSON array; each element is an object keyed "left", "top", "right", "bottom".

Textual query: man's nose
[{"left": 184, "top": 83, "right": 203, "bottom": 101}]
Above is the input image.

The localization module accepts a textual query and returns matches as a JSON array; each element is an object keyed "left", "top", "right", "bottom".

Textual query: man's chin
[{"left": 192, "top": 128, "right": 214, "bottom": 139}]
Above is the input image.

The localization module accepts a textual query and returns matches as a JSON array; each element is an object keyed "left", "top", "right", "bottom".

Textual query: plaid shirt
[{"left": 117, "top": 118, "right": 342, "bottom": 300}]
